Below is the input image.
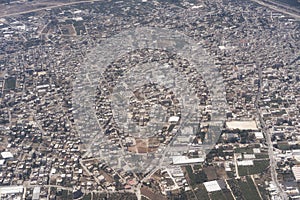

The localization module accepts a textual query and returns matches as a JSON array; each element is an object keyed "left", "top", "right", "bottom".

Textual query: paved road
[
  {"left": 255, "top": 65, "right": 288, "bottom": 200},
  {"left": 0, "top": 0, "right": 102, "bottom": 18},
  {"left": 249, "top": 0, "right": 300, "bottom": 21},
  {"left": 24, "top": 184, "right": 73, "bottom": 191}
]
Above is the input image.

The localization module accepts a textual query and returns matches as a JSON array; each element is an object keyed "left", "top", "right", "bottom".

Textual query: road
[
  {"left": 2, "top": 0, "right": 297, "bottom": 20},
  {"left": 233, "top": 153, "right": 240, "bottom": 179},
  {"left": 1, "top": 0, "right": 295, "bottom": 199},
  {"left": 0, "top": 0, "right": 103, "bottom": 18},
  {"left": 249, "top": 0, "right": 300, "bottom": 21},
  {"left": 255, "top": 65, "right": 288, "bottom": 200},
  {"left": 79, "top": 159, "right": 101, "bottom": 185},
  {"left": 225, "top": 179, "right": 237, "bottom": 200},
  {"left": 251, "top": 175, "right": 263, "bottom": 200}
]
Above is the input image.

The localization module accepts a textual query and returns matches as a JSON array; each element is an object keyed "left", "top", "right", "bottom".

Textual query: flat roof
[
  {"left": 168, "top": 116, "right": 180, "bottom": 123},
  {"left": 32, "top": 186, "right": 41, "bottom": 200},
  {"left": 226, "top": 120, "right": 258, "bottom": 130},
  {"left": 292, "top": 166, "right": 300, "bottom": 181},
  {"left": 0, "top": 186, "right": 23, "bottom": 194},
  {"left": 172, "top": 156, "right": 204, "bottom": 165},
  {"left": 237, "top": 160, "right": 254, "bottom": 166},
  {"left": 254, "top": 132, "right": 264, "bottom": 139},
  {"left": 1, "top": 151, "right": 13, "bottom": 159},
  {"left": 204, "top": 180, "right": 221, "bottom": 192}
]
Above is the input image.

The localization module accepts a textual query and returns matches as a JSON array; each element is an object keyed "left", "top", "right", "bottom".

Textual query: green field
[
  {"left": 255, "top": 154, "right": 269, "bottom": 159},
  {"left": 194, "top": 184, "right": 210, "bottom": 200},
  {"left": 238, "top": 177, "right": 261, "bottom": 200},
  {"left": 238, "top": 159, "right": 269, "bottom": 176},
  {"left": 228, "top": 176, "right": 262, "bottom": 200},
  {"left": 210, "top": 190, "right": 234, "bottom": 200},
  {"left": 235, "top": 147, "right": 253, "bottom": 154},
  {"left": 185, "top": 166, "right": 207, "bottom": 187}
]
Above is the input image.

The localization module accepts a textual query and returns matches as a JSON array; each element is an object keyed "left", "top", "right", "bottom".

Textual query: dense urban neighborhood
[{"left": 0, "top": 0, "right": 299, "bottom": 199}]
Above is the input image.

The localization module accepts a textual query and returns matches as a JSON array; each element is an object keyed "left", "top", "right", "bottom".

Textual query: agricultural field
[
  {"left": 228, "top": 176, "right": 263, "bottom": 200},
  {"left": 238, "top": 159, "right": 270, "bottom": 176},
  {"left": 209, "top": 190, "right": 235, "bottom": 200}
]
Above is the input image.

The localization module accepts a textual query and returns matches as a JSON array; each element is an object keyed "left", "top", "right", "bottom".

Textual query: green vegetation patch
[
  {"left": 238, "top": 177, "right": 261, "bottom": 200},
  {"left": 185, "top": 166, "right": 208, "bottom": 187},
  {"left": 4, "top": 77, "right": 16, "bottom": 90},
  {"left": 194, "top": 184, "right": 210, "bottom": 200},
  {"left": 228, "top": 177, "right": 262, "bottom": 200},
  {"left": 82, "top": 194, "right": 92, "bottom": 200},
  {"left": 210, "top": 190, "right": 234, "bottom": 200},
  {"left": 277, "top": 142, "right": 290, "bottom": 150},
  {"left": 226, "top": 171, "right": 235, "bottom": 179},
  {"left": 234, "top": 147, "right": 253, "bottom": 154},
  {"left": 56, "top": 190, "right": 72, "bottom": 200},
  {"left": 238, "top": 159, "right": 269, "bottom": 176},
  {"left": 255, "top": 153, "right": 269, "bottom": 159},
  {"left": 193, "top": 164, "right": 203, "bottom": 171}
]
